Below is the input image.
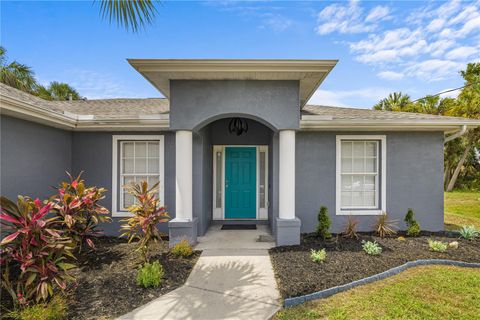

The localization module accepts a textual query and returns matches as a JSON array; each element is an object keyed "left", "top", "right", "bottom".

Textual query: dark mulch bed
[
  {"left": 269, "top": 232, "right": 480, "bottom": 299},
  {"left": 0, "top": 237, "right": 200, "bottom": 320},
  {"left": 66, "top": 237, "right": 200, "bottom": 320}
]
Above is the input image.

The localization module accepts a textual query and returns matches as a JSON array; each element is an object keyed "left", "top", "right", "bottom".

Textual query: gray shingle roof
[{"left": 1, "top": 83, "right": 477, "bottom": 123}]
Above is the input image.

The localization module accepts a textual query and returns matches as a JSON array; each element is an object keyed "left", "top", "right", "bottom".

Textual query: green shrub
[
  {"left": 361, "top": 240, "right": 382, "bottom": 256},
  {"left": 459, "top": 225, "right": 479, "bottom": 240},
  {"left": 310, "top": 249, "right": 327, "bottom": 263},
  {"left": 317, "top": 206, "right": 331, "bottom": 239},
  {"left": 170, "top": 239, "right": 193, "bottom": 257},
  {"left": 136, "top": 260, "right": 164, "bottom": 288},
  {"left": 428, "top": 239, "right": 448, "bottom": 252},
  {"left": 404, "top": 208, "right": 421, "bottom": 236},
  {"left": 6, "top": 295, "right": 67, "bottom": 320}
]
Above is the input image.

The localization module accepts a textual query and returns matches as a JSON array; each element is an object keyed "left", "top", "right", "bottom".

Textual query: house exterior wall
[
  {"left": 295, "top": 131, "right": 445, "bottom": 233},
  {"left": 71, "top": 131, "right": 176, "bottom": 236},
  {"left": 0, "top": 115, "right": 72, "bottom": 200},
  {"left": 169, "top": 80, "right": 300, "bottom": 130}
]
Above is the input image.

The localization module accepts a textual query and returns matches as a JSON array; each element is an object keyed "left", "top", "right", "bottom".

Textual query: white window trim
[
  {"left": 212, "top": 145, "right": 268, "bottom": 220},
  {"left": 336, "top": 135, "right": 386, "bottom": 215},
  {"left": 112, "top": 135, "right": 165, "bottom": 217}
]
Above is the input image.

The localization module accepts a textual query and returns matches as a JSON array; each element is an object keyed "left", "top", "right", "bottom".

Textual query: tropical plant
[
  {"left": 373, "top": 92, "right": 412, "bottom": 111},
  {"left": 97, "top": 0, "right": 159, "bottom": 32},
  {"left": 310, "top": 249, "right": 327, "bottom": 263},
  {"left": 459, "top": 225, "right": 479, "bottom": 240},
  {"left": 428, "top": 239, "right": 448, "bottom": 252},
  {"left": 136, "top": 260, "right": 164, "bottom": 288},
  {"left": 361, "top": 240, "right": 382, "bottom": 256},
  {"left": 170, "top": 239, "right": 193, "bottom": 258},
  {"left": 404, "top": 208, "right": 421, "bottom": 237},
  {"left": 0, "top": 196, "right": 75, "bottom": 307},
  {"left": 0, "top": 46, "right": 37, "bottom": 93},
  {"left": 342, "top": 216, "right": 359, "bottom": 239},
  {"left": 120, "top": 180, "right": 170, "bottom": 263},
  {"left": 5, "top": 295, "right": 67, "bottom": 320},
  {"left": 36, "top": 81, "right": 81, "bottom": 101},
  {"left": 316, "top": 206, "right": 331, "bottom": 239},
  {"left": 374, "top": 212, "right": 397, "bottom": 238},
  {"left": 51, "top": 172, "right": 111, "bottom": 251}
]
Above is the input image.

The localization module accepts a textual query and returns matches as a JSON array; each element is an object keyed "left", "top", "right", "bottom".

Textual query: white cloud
[
  {"left": 377, "top": 71, "right": 404, "bottom": 80},
  {"left": 445, "top": 46, "right": 478, "bottom": 60},
  {"left": 259, "top": 13, "right": 292, "bottom": 32},
  {"left": 316, "top": 0, "right": 377, "bottom": 35},
  {"left": 322, "top": 0, "right": 480, "bottom": 81},
  {"left": 365, "top": 6, "right": 390, "bottom": 23},
  {"left": 405, "top": 59, "right": 464, "bottom": 81}
]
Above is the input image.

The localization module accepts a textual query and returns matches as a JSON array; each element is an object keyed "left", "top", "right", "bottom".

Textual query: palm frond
[{"left": 97, "top": 0, "right": 159, "bottom": 32}]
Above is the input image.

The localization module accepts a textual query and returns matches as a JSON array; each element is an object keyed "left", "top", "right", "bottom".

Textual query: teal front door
[{"left": 225, "top": 147, "right": 257, "bottom": 219}]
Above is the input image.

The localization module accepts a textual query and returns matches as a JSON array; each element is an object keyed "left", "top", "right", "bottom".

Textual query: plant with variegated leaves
[
  {"left": 120, "top": 180, "right": 170, "bottom": 263},
  {"left": 0, "top": 196, "right": 75, "bottom": 307},
  {"left": 51, "top": 172, "right": 110, "bottom": 251}
]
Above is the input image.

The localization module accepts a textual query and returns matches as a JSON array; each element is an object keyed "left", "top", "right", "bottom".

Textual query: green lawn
[
  {"left": 274, "top": 266, "right": 480, "bottom": 320},
  {"left": 445, "top": 191, "right": 480, "bottom": 230}
]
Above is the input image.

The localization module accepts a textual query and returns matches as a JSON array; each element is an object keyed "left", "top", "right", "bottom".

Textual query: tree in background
[
  {"left": 37, "top": 81, "right": 81, "bottom": 101},
  {"left": 373, "top": 92, "right": 412, "bottom": 111},
  {"left": 0, "top": 46, "right": 81, "bottom": 101},
  {"left": 0, "top": 47, "right": 37, "bottom": 93},
  {"left": 444, "top": 63, "right": 480, "bottom": 191},
  {"left": 374, "top": 63, "right": 480, "bottom": 191}
]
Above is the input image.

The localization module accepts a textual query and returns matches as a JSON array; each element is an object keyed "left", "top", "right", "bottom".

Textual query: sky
[{"left": 1, "top": 0, "right": 479, "bottom": 108}]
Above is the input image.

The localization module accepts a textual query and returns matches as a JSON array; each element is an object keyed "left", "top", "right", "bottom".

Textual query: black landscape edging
[{"left": 283, "top": 259, "right": 480, "bottom": 308}]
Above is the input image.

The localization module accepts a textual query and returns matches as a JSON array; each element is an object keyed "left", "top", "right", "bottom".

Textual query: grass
[
  {"left": 274, "top": 265, "right": 480, "bottom": 320},
  {"left": 444, "top": 191, "right": 480, "bottom": 230}
]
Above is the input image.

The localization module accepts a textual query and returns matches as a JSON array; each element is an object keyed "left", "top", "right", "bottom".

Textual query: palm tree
[
  {"left": 37, "top": 81, "right": 81, "bottom": 101},
  {"left": 0, "top": 46, "right": 38, "bottom": 93},
  {"left": 373, "top": 92, "right": 412, "bottom": 111},
  {"left": 98, "top": 0, "right": 159, "bottom": 32}
]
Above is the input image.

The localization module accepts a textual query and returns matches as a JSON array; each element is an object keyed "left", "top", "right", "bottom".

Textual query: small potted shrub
[
  {"left": 404, "top": 208, "right": 421, "bottom": 236},
  {"left": 317, "top": 206, "right": 331, "bottom": 239}
]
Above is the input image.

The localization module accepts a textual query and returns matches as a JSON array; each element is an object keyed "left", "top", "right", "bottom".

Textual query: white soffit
[{"left": 128, "top": 59, "right": 338, "bottom": 107}]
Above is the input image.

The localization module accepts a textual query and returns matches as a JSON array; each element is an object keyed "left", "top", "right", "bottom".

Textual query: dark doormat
[{"left": 221, "top": 224, "right": 257, "bottom": 230}]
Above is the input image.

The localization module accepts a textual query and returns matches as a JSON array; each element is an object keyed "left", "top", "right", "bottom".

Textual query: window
[
  {"left": 112, "top": 135, "right": 164, "bottom": 217},
  {"left": 336, "top": 135, "right": 386, "bottom": 215}
]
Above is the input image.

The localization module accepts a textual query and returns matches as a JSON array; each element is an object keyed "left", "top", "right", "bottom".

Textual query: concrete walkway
[{"left": 118, "top": 225, "right": 281, "bottom": 320}]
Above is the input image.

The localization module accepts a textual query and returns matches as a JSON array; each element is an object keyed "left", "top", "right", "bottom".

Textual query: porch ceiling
[{"left": 128, "top": 59, "right": 338, "bottom": 107}]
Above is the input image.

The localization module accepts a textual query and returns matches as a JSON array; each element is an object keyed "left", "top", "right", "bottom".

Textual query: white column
[
  {"left": 175, "top": 130, "right": 193, "bottom": 221},
  {"left": 279, "top": 130, "right": 296, "bottom": 219}
]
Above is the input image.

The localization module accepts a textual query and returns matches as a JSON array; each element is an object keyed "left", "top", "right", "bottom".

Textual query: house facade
[{"left": 1, "top": 60, "right": 479, "bottom": 246}]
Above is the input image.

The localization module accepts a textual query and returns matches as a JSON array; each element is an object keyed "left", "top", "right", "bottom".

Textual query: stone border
[{"left": 284, "top": 259, "right": 480, "bottom": 308}]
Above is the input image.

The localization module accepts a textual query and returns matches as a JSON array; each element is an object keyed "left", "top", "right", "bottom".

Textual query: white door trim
[{"left": 212, "top": 145, "right": 269, "bottom": 220}]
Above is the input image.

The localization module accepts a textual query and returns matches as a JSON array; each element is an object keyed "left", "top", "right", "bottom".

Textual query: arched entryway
[{"left": 192, "top": 116, "right": 277, "bottom": 236}]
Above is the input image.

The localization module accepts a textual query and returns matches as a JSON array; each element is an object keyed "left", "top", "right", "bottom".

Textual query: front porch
[{"left": 168, "top": 116, "right": 301, "bottom": 247}]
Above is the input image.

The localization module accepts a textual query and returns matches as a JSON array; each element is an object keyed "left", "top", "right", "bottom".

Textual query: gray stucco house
[{"left": 1, "top": 59, "right": 479, "bottom": 246}]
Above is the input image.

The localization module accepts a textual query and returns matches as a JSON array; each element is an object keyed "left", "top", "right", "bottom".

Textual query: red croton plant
[
  {"left": 51, "top": 172, "right": 111, "bottom": 251},
  {"left": 120, "top": 181, "right": 170, "bottom": 263},
  {"left": 0, "top": 196, "right": 75, "bottom": 306}
]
